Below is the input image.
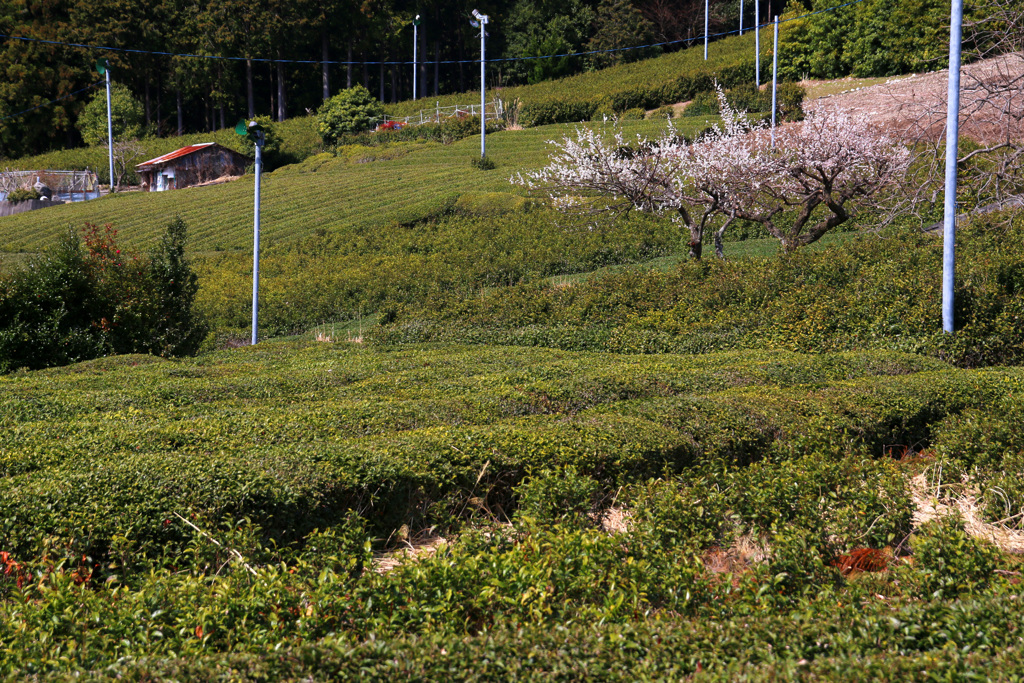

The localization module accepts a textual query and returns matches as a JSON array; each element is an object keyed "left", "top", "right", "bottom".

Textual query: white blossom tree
[{"left": 516, "top": 88, "right": 910, "bottom": 258}]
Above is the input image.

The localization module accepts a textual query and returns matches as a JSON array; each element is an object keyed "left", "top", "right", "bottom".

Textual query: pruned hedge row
[
  {"left": 374, "top": 218, "right": 1024, "bottom": 368},
  {"left": 2, "top": 512, "right": 1020, "bottom": 679},
  {"left": 932, "top": 394, "right": 1024, "bottom": 528},
  {"left": 2, "top": 341, "right": 1022, "bottom": 563},
  {"left": 196, "top": 208, "right": 679, "bottom": 336},
  {"left": 383, "top": 32, "right": 770, "bottom": 128},
  {"left": 4, "top": 342, "right": 1024, "bottom": 677}
]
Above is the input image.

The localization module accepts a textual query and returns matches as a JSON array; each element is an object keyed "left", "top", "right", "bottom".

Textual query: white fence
[
  {"left": 382, "top": 99, "right": 504, "bottom": 127},
  {"left": 0, "top": 169, "right": 101, "bottom": 203}
]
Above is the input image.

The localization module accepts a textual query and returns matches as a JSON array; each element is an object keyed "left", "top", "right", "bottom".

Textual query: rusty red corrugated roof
[{"left": 136, "top": 142, "right": 217, "bottom": 170}]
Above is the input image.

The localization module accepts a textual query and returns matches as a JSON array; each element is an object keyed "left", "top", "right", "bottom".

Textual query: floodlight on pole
[
  {"left": 471, "top": 10, "right": 489, "bottom": 159},
  {"left": 236, "top": 119, "right": 265, "bottom": 345},
  {"left": 96, "top": 59, "right": 114, "bottom": 193},
  {"left": 413, "top": 15, "right": 421, "bottom": 101},
  {"left": 942, "top": 0, "right": 964, "bottom": 334}
]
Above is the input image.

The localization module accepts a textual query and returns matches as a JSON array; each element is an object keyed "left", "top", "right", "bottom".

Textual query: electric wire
[{"left": 0, "top": 0, "right": 871, "bottom": 67}]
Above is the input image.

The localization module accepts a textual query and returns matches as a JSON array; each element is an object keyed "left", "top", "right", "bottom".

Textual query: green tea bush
[
  {"left": 376, "top": 219, "right": 1024, "bottom": 368},
  {"left": 514, "top": 467, "right": 603, "bottom": 528},
  {"left": 931, "top": 396, "right": 1024, "bottom": 526},
  {"left": 620, "top": 107, "right": 646, "bottom": 120},
  {"left": 907, "top": 516, "right": 1000, "bottom": 599},
  {"left": 2, "top": 341, "right": 1024, "bottom": 678}
]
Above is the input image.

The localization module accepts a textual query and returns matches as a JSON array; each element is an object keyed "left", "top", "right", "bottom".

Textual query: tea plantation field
[{"left": 2, "top": 339, "right": 1024, "bottom": 679}]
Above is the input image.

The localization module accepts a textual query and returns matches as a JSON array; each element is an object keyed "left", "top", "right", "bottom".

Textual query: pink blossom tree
[{"left": 516, "top": 88, "right": 910, "bottom": 258}]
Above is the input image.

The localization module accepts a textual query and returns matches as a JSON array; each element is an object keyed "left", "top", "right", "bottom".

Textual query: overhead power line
[{"left": 0, "top": 0, "right": 870, "bottom": 68}]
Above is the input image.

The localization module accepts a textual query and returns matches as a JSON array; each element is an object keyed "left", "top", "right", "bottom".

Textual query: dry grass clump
[{"left": 911, "top": 473, "right": 1024, "bottom": 555}]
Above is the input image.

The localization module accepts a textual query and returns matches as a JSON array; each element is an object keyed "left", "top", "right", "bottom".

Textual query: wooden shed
[{"left": 136, "top": 143, "right": 250, "bottom": 192}]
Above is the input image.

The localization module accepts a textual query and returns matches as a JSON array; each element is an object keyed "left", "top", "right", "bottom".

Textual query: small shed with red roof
[{"left": 136, "top": 142, "right": 250, "bottom": 192}]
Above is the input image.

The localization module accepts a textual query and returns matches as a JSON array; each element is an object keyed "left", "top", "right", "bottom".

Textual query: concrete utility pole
[
  {"left": 471, "top": 10, "right": 489, "bottom": 159},
  {"left": 250, "top": 123, "right": 265, "bottom": 346},
  {"left": 771, "top": 15, "right": 779, "bottom": 147},
  {"left": 942, "top": 0, "right": 964, "bottom": 334},
  {"left": 98, "top": 59, "right": 114, "bottom": 192},
  {"left": 705, "top": 0, "right": 709, "bottom": 60},
  {"left": 755, "top": 0, "right": 761, "bottom": 86},
  {"left": 413, "top": 15, "right": 421, "bottom": 100}
]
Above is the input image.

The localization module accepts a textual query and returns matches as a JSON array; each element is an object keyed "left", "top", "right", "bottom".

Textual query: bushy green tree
[
  {"left": 504, "top": 0, "right": 598, "bottom": 84},
  {"left": 76, "top": 82, "right": 145, "bottom": 146},
  {"left": 0, "top": 218, "right": 207, "bottom": 373},
  {"left": 845, "top": 0, "right": 948, "bottom": 77},
  {"left": 317, "top": 85, "right": 385, "bottom": 144},
  {"left": 586, "top": 0, "right": 659, "bottom": 70}
]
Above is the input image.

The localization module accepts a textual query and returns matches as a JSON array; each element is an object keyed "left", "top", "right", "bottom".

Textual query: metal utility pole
[
  {"left": 250, "top": 123, "right": 265, "bottom": 345},
  {"left": 740, "top": 0, "right": 745, "bottom": 35},
  {"left": 942, "top": 0, "right": 964, "bottom": 333},
  {"left": 96, "top": 59, "right": 114, "bottom": 192},
  {"left": 413, "top": 15, "right": 421, "bottom": 100},
  {"left": 471, "top": 10, "right": 489, "bottom": 159},
  {"left": 755, "top": 0, "right": 761, "bottom": 86},
  {"left": 771, "top": 15, "right": 779, "bottom": 147},
  {"left": 705, "top": 0, "right": 709, "bottom": 60}
]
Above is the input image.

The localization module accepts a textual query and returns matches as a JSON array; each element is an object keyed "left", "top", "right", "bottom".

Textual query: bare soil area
[{"left": 804, "top": 52, "right": 1024, "bottom": 144}]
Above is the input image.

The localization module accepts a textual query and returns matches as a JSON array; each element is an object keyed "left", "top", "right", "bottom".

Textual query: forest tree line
[{"left": 2, "top": 0, "right": 780, "bottom": 157}]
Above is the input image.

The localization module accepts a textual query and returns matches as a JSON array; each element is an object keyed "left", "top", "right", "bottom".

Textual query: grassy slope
[
  {"left": 0, "top": 117, "right": 713, "bottom": 257},
  {"left": 383, "top": 29, "right": 767, "bottom": 118},
  {"left": 0, "top": 29, "right": 766, "bottom": 258}
]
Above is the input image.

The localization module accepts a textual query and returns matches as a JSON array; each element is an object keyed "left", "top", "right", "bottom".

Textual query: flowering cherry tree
[{"left": 516, "top": 88, "right": 910, "bottom": 258}]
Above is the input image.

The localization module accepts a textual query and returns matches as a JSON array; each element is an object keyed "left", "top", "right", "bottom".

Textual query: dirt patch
[
  {"left": 910, "top": 473, "right": 1024, "bottom": 555},
  {"left": 804, "top": 52, "right": 1024, "bottom": 144}
]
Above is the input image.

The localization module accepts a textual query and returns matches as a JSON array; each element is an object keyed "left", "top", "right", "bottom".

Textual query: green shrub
[
  {"left": 908, "top": 515, "right": 1000, "bottom": 599},
  {"left": 650, "top": 105, "right": 675, "bottom": 119},
  {"left": 514, "top": 467, "right": 603, "bottom": 528},
  {"left": 683, "top": 90, "right": 721, "bottom": 116},
  {"left": 620, "top": 107, "right": 646, "bottom": 120},
  {"left": 376, "top": 219, "right": 1024, "bottom": 368},
  {"left": 470, "top": 155, "right": 497, "bottom": 170},
  {"left": 317, "top": 85, "right": 385, "bottom": 143},
  {"left": 0, "top": 219, "right": 207, "bottom": 373},
  {"left": 4, "top": 187, "right": 40, "bottom": 202},
  {"left": 591, "top": 102, "right": 616, "bottom": 121},
  {"left": 236, "top": 115, "right": 287, "bottom": 170}
]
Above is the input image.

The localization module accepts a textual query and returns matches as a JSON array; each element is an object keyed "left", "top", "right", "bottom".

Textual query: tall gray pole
[
  {"left": 942, "top": 0, "right": 964, "bottom": 333},
  {"left": 740, "top": 0, "right": 744, "bottom": 35},
  {"left": 413, "top": 18, "right": 419, "bottom": 100},
  {"left": 771, "top": 15, "right": 779, "bottom": 148},
  {"left": 251, "top": 130, "right": 264, "bottom": 346},
  {"left": 755, "top": 1, "right": 761, "bottom": 86},
  {"left": 105, "top": 66, "right": 114, "bottom": 192},
  {"left": 480, "top": 18, "right": 487, "bottom": 159},
  {"left": 704, "top": 0, "right": 709, "bottom": 60}
]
